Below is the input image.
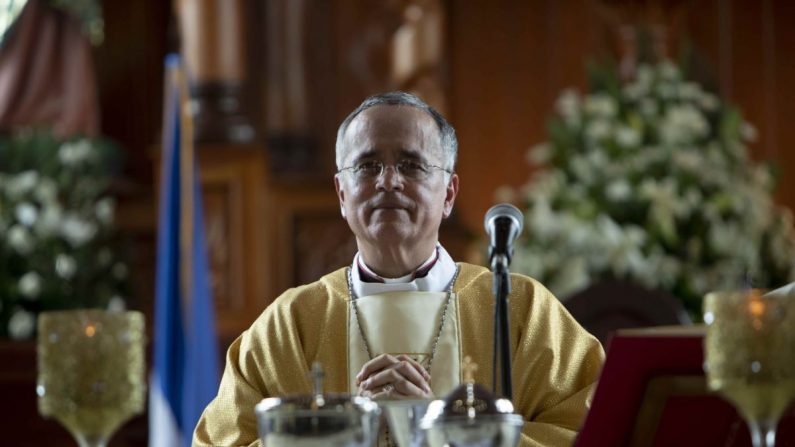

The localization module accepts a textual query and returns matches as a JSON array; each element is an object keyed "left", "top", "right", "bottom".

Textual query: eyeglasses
[{"left": 337, "top": 159, "right": 451, "bottom": 181}]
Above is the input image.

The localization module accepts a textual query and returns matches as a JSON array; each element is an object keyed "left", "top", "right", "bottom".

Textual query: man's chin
[
  {"left": 371, "top": 207, "right": 409, "bottom": 216},
  {"left": 363, "top": 224, "right": 412, "bottom": 243}
]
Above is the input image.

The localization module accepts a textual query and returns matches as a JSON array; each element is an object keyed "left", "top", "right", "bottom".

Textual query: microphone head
[{"left": 484, "top": 203, "right": 524, "bottom": 234}]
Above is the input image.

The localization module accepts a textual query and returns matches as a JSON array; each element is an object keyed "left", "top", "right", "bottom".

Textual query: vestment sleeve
[
  {"left": 192, "top": 293, "right": 313, "bottom": 447},
  {"left": 510, "top": 276, "right": 605, "bottom": 446}
]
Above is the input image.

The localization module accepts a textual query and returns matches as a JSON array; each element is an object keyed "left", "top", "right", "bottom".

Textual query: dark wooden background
[{"left": 5, "top": 0, "right": 795, "bottom": 444}]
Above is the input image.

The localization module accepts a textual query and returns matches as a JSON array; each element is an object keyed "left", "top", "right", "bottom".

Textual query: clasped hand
[{"left": 356, "top": 354, "right": 433, "bottom": 399}]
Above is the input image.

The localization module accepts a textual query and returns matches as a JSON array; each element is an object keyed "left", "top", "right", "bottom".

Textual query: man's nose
[{"left": 375, "top": 164, "right": 405, "bottom": 191}]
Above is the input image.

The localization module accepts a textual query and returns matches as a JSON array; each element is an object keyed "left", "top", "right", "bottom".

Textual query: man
[{"left": 193, "top": 92, "right": 604, "bottom": 446}]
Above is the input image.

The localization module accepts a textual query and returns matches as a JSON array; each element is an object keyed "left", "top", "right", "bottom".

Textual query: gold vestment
[{"left": 193, "top": 263, "right": 605, "bottom": 447}]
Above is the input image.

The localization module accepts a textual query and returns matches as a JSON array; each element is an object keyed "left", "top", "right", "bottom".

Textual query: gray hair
[{"left": 335, "top": 91, "right": 458, "bottom": 172}]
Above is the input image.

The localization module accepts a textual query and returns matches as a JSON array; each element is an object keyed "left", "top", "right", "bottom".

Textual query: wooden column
[{"left": 176, "top": 0, "right": 256, "bottom": 144}]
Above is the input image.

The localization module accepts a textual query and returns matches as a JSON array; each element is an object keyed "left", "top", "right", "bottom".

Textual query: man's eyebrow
[
  {"left": 397, "top": 149, "right": 422, "bottom": 159},
  {"left": 350, "top": 148, "right": 429, "bottom": 163},
  {"left": 350, "top": 150, "right": 378, "bottom": 163}
]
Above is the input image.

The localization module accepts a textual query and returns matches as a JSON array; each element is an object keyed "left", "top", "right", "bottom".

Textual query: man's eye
[
  {"left": 356, "top": 161, "right": 382, "bottom": 175},
  {"left": 398, "top": 160, "right": 426, "bottom": 174}
]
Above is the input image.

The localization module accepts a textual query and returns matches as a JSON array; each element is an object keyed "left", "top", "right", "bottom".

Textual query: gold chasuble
[{"left": 193, "top": 263, "right": 605, "bottom": 447}]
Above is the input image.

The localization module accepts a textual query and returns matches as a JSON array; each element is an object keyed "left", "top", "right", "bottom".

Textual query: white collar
[{"left": 350, "top": 244, "right": 457, "bottom": 298}]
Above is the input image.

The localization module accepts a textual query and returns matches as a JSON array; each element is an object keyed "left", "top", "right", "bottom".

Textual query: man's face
[{"left": 335, "top": 105, "right": 459, "bottom": 255}]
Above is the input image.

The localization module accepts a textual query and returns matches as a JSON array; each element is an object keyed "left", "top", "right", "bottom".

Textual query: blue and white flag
[{"left": 149, "top": 54, "right": 220, "bottom": 447}]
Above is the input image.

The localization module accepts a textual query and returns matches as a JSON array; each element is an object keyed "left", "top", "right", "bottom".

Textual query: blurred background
[{"left": 1, "top": 0, "right": 794, "bottom": 444}]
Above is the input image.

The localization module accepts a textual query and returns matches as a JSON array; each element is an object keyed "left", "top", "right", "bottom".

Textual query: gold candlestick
[
  {"left": 37, "top": 310, "right": 146, "bottom": 447},
  {"left": 704, "top": 288, "right": 795, "bottom": 447}
]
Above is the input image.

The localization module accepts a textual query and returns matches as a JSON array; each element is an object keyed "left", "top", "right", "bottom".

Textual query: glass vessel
[
  {"left": 37, "top": 309, "right": 146, "bottom": 447},
  {"left": 704, "top": 287, "right": 795, "bottom": 447}
]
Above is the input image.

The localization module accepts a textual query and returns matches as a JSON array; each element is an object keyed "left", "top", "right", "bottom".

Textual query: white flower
[
  {"left": 584, "top": 94, "right": 618, "bottom": 118},
  {"left": 7, "top": 225, "right": 34, "bottom": 255},
  {"left": 672, "top": 151, "right": 703, "bottom": 173},
  {"left": 708, "top": 222, "right": 740, "bottom": 257},
  {"left": 615, "top": 126, "right": 640, "bottom": 148},
  {"left": 657, "top": 83, "right": 676, "bottom": 99},
  {"left": 585, "top": 119, "right": 611, "bottom": 141},
  {"left": 55, "top": 254, "right": 77, "bottom": 279},
  {"left": 14, "top": 202, "right": 38, "bottom": 227},
  {"left": 95, "top": 197, "right": 115, "bottom": 225},
  {"left": 552, "top": 257, "right": 590, "bottom": 298},
  {"left": 34, "top": 203, "right": 62, "bottom": 237},
  {"left": 639, "top": 178, "right": 684, "bottom": 243},
  {"left": 751, "top": 165, "right": 773, "bottom": 191},
  {"left": 640, "top": 99, "right": 658, "bottom": 117},
  {"left": 512, "top": 59, "right": 795, "bottom": 316},
  {"left": 528, "top": 200, "right": 558, "bottom": 242},
  {"left": 678, "top": 82, "right": 703, "bottom": 101},
  {"left": 570, "top": 156, "right": 596, "bottom": 185},
  {"left": 18, "top": 272, "right": 42, "bottom": 299},
  {"left": 622, "top": 82, "right": 646, "bottom": 101},
  {"left": 58, "top": 140, "right": 93, "bottom": 166},
  {"left": 740, "top": 122, "right": 758, "bottom": 143},
  {"left": 555, "top": 89, "right": 580, "bottom": 120},
  {"left": 526, "top": 171, "right": 563, "bottom": 201},
  {"left": 8, "top": 309, "right": 35, "bottom": 340},
  {"left": 683, "top": 188, "right": 703, "bottom": 209},
  {"left": 526, "top": 143, "right": 552, "bottom": 165},
  {"left": 107, "top": 296, "right": 127, "bottom": 312},
  {"left": 660, "top": 105, "right": 709, "bottom": 145},
  {"left": 699, "top": 93, "right": 719, "bottom": 111},
  {"left": 494, "top": 185, "right": 516, "bottom": 203},
  {"left": 34, "top": 178, "right": 58, "bottom": 204},
  {"left": 636, "top": 65, "right": 654, "bottom": 89},
  {"left": 606, "top": 179, "right": 632, "bottom": 202},
  {"left": 658, "top": 60, "right": 681, "bottom": 81},
  {"left": 5, "top": 171, "right": 38, "bottom": 199},
  {"left": 60, "top": 214, "right": 97, "bottom": 247}
]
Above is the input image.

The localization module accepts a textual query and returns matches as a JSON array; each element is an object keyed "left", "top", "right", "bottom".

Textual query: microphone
[
  {"left": 484, "top": 203, "right": 524, "bottom": 270},
  {"left": 484, "top": 203, "right": 523, "bottom": 400}
]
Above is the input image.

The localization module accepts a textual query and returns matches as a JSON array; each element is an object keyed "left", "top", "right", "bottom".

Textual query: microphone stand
[{"left": 491, "top": 253, "right": 513, "bottom": 401}]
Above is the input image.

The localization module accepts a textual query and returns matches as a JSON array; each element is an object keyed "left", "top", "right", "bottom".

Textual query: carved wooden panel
[
  {"left": 202, "top": 170, "right": 245, "bottom": 314},
  {"left": 197, "top": 146, "right": 270, "bottom": 339},
  {"left": 267, "top": 182, "right": 355, "bottom": 296},
  {"left": 292, "top": 211, "right": 358, "bottom": 285}
]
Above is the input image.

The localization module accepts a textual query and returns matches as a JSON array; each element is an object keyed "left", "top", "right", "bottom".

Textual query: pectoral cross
[{"left": 462, "top": 355, "right": 478, "bottom": 383}]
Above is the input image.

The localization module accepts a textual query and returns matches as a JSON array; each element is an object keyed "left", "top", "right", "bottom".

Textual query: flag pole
[{"left": 176, "top": 62, "right": 195, "bottom": 318}]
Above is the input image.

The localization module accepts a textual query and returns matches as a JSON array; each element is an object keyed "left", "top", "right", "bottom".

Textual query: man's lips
[{"left": 370, "top": 198, "right": 411, "bottom": 211}]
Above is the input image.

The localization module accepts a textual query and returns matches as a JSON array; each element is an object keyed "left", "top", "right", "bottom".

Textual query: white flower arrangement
[
  {"left": 512, "top": 60, "right": 795, "bottom": 317},
  {"left": 0, "top": 131, "right": 129, "bottom": 339}
]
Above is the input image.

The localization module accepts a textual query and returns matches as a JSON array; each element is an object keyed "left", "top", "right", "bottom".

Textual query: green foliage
[
  {"left": 0, "top": 130, "right": 129, "bottom": 339},
  {"left": 513, "top": 60, "right": 795, "bottom": 319}
]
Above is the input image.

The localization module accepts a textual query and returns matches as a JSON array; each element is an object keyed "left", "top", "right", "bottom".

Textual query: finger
[
  {"left": 361, "top": 387, "right": 396, "bottom": 400},
  {"left": 355, "top": 353, "right": 398, "bottom": 385},
  {"left": 360, "top": 363, "right": 431, "bottom": 395},
  {"left": 355, "top": 353, "right": 430, "bottom": 385},
  {"left": 360, "top": 379, "right": 425, "bottom": 399},
  {"left": 357, "top": 381, "right": 399, "bottom": 399},
  {"left": 394, "top": 354, "right": 431, "bottom": 382},
  {"left": 391, "top": 375, "right": 429, "bottom": 398}
]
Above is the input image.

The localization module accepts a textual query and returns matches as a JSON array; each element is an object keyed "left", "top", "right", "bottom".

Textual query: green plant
[
  {"left": 512, "top": 60, "right": 795, "bottom": 318},
  {"left": 0, "top": 130, "right": 128, "bottom": 339}
]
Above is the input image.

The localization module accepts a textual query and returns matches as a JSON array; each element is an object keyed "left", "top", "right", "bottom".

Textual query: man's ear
[
  {"left": 334, "top": 174, "right": 347, "bottom": 218},
  {"left": 442, "top": 173, "right": 459, "bottom": 218}
]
